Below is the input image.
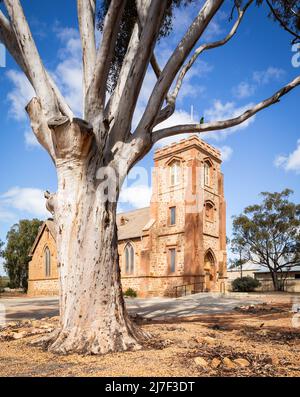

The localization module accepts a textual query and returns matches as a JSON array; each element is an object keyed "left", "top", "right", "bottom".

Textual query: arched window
[
  {"left": 170, "top": 161, "right": 180, "bottom": 186},
  {"left": 44, "top": 247, "right": 51, "bottom": 277},
  {"left": 204, "top": 160, "right": 212, "bottom": 186},
  {"left": 205, "top": 201, "right": 214, "bottom": 222},
  {"left": 125, "top": 243, "right": 135, "bottom": 274}
]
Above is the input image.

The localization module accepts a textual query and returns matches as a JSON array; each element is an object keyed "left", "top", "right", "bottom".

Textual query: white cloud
[
  {"left": 153, "top": 100, "right": 255, "bottom": 147},
  {"left": 202, "top": 100, "right": 256, "bottom": 140},
  {"left": 218, "top": 145, "right": 233, "bottom": 162},
  {"left": 154, "top": 108, "right": 199, "bottom": 147},
  {"left": 52, "top": 26, "right": 83, "bottom": 116},
  {"left": 274, "top": 140, "right": 300, "bottom": 174},
  {"left": 202, "top": 18, "right": 224, "bottom": 41},
  {"left": 6, "top": 25, "right": 83, "bottom": 125},
  {"left": 253, "top": 67, "right": 285, "bottom": 85},
  {"left": 233, "top": 67, "right": 285, "bottom": 100},
  {"left": 133, "top": 57, "right": 209, "bottom": 131},
  {"left": 232, "top": 82, "right": 256, "bottom": 99},
  {"left": 0, "top": 208, "right": 15, "bottom": 223},
  {"left": 0, "top": 187, "right": 50, "bottom": 219},
  {"left": 119, "top": 185, "right": 152, "bottom": 209},
  {"left": 6, "top": 70, "right": 35, "bottom": 121},
  {"left": 24, "top": 130, "right": 39, "bottom": 148}
]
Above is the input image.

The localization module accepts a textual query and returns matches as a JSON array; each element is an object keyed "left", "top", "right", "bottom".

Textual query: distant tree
[
  {"left": 230, "top": 236, "right": 248, "bottom": 278},
  {"left": 1, "top": 219, "right": 43, "bottom": 291},
  {"left": 262, "top": 0, "right": 300, "bottom": 42},
  {"left": 232, "top": 189, "right": 300, "bottom": 291}
]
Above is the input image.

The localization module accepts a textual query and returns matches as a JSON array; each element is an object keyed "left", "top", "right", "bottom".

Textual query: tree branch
[
  {"left": 0, "top": 9, "right": 27, "bottom": 75},
  {"left": 169, "top": 0, "right": 253, "bottom": 113},
  {"left": 152, "top": 74, "right": 300, "bottom": 144},
  {"left": 4, "top": 0, "right": 59, "bottom": 118},
  {"left": 105, "top": 1, "right": 168, "bottom": 154},
  {"left": 153, "top": 0, "right": 253, "bottom": 128},
  {"left": 105, "top": 0, "right": 163, "bottom": 126},
  {"left": 150, "top": 54, "right": 161, "bottom": 78},
  {"left": 26, "top": 98, "right": 56, "bottom": 161},
  {"left": 0, "top": 7, "right": 73, "bottom": 119},
  {"left": 136, "top": 0, "right": 162, "bottom": 78},
  {"left": 104, "top": 22, "right": 140, "bottom": 128},
  {"left": 85, "top": 0, "right": 125, "bottom": 122},
  {"left": 135, "top": 0, "right": 224, "bottom": 135},
  {"left": 266, "top": 0, "right": 300, "bottom": 41},
  {"left": 77, "top": 0, "right": 96, "bottom": 101}
]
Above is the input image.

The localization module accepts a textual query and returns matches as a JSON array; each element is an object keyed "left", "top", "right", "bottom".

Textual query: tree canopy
[
  {"left": 1, "top": 219, "right": 43, "bottom": 290},
  {"left": 261, "top": 0, "right": 300, "bottom": 41},
  {"left": 98, "top": 0, "right": 300, "bottom": 92},
  {"left": 232, "top": 189, "right": 300, "bottom": 290},
  {"left": 97, "top": 0, "right": 196, "bottom": 91}
]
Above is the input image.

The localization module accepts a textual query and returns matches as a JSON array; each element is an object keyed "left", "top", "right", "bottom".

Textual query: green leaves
[
  {"left": 232, "top": 189, "right": 300, "bottom": 290},
  {"left": 97, "top": 0, "right": 196, "bottom": 92},
  {"left": 0, "top": 219, "right": 43, "bottom": 291}
]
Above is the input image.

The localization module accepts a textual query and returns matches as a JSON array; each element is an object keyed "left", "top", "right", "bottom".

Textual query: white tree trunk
[
  {"left": 26, "top": 109, "right": 147, "bottom": 354},
  {"left": 43, "top": 157, "right": 145, "bottom": 354}
]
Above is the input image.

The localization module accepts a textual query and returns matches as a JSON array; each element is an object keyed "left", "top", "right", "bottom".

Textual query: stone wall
[
  {"left": 255, "top": 273, "right": 300, "bottom": 293},
  {"left": 122, "top": 275, "right": 204, "bottom": 297},
  {"left": 28, "top": 227, "right": 58, "bottom": 296},
  {"left": 28, "top": 279, "right": 59, "bottom": 296},
  {"left": 28, "top": 136, "right": 227, "bottom": 298}
]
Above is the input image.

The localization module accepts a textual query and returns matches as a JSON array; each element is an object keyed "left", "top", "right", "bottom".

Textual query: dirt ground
[{"left": 0, "top": 297, "right": 299, "bottom": 377}]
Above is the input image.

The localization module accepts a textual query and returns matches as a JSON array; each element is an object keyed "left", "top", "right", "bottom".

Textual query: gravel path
[{"left": 0, "top": 292, "right": 268, "bottom": 322}]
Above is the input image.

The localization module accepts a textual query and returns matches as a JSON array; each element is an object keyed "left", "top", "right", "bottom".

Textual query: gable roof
[
  {"left": 30, "top": 207, "right": 152, "bottom": 255},
  {"left": 30, "top": 220, "right": 56, "bottom": 256},
  {"left": 117, "top": 207, "right": 151, "bottom": 240}
]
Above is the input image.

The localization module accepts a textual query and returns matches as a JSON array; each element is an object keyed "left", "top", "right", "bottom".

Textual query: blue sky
[{"left": 0, "top": 1, "right": 300, "bottom": 275}]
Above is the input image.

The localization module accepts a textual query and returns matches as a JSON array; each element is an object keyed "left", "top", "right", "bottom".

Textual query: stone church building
[{"left": 28, "top": 135, "right": 227, "bottom": 297}]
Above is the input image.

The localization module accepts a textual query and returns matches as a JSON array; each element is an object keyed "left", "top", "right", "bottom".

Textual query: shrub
[
  {"left": 124, "top": 288, "right": 137, "bottom": 298},
  {"left": 232, "top": 276, "right": 261, "bottom": 292}
]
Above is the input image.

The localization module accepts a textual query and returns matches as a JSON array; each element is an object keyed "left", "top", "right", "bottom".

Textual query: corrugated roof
[
  {"left": 117, "top": 207, "right": 151, "bottom": 240},
  {"left": 254, "top": 265, "right": 300, "bottom": 274},
  {"left": 227, "top": 261, "right": 260, "bottom": 272}
]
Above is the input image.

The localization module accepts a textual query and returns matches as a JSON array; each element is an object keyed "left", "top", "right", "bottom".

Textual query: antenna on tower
[{"left": 190, "top": 105, "right": 194, "bottom": 122}]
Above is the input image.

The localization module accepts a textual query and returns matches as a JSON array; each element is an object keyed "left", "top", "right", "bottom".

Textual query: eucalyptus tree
[
  {"left": 0, "top": 219, "right": 43, "bottom": 291},
  {"left": 232, "top": 190, "right": 300, "bottom": 291},
  {"left": 0, "top": 0, "right": 299, "bottom": 354}
]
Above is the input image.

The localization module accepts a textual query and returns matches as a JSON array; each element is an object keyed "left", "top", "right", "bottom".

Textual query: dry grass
[{"left": 0, "top": 301, "right": 299, "bottom": 377}]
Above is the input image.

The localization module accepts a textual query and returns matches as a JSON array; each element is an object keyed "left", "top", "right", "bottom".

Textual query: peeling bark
[{"left": 33, "top": 115, "right": 147, "bottom": 354}]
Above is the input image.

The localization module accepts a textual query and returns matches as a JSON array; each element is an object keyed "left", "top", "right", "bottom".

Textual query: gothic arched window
[
  {"left": 204, "top": 160, "right": 212, "bottom": 187},
  {"left": 125, "top": 243, "right": 135, "bottom": 274},
  {"left": 44, "top": 247, "right": 51, "bottom": 277},
  {"left": 170, "top": 160, "right": 180, "bottom": 186}
]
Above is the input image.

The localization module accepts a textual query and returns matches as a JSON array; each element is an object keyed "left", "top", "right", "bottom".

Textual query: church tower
[{"left": 149, "top": 135, "right": 227, "bottom": 295}]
